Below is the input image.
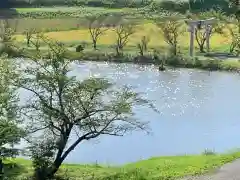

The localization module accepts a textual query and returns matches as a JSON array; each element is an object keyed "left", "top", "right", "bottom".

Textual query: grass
[
  {"left": 4, "top": 151, "right": 240, "bottom": 180},
  {"left": 15, "top": 23, "right": 230, "bottom": 49},
  {"left": 5, "top": 7, "right": 239, "bottom": 72},
  {"left": 15, "top": 7, "right": 132, "bottom": 13},
  {"left": 10, "top": 18, "right": 82, "bottom": 33}
]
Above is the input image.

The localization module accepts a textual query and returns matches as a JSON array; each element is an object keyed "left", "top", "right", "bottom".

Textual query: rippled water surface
[{"left": 21, "top": 61, "right": 240, "bottom": 165}]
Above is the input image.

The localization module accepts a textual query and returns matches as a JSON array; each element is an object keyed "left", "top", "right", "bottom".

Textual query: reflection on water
[{"left": 21, "top": 61, "right": 240, "bottom": 165}]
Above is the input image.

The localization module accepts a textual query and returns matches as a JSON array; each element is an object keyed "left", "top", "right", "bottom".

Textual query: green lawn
[{"left": 5, "top": 151, "right": 240, "bottom": 180}]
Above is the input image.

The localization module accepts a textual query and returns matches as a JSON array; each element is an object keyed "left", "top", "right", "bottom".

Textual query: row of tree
[
  {"left": 19, "top": 10, "right": 240, "bottom": 57},
  {"left": 0, "top": 9, "right": 239, "bottom": 60}
]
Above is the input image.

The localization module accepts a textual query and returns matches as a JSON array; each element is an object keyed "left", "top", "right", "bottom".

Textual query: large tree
[
  {"left": 0, "top": 55, "right": 24, "bottom": 177},
  {"left": 15, "top": 39, "right": 156, "bottom": 180},
  {"left": 155, "top": 13, "right": 185, "bottom": 56},
  {"left": 86, "top": 14, "right": 109, "bottom": 50},
  {"left": 113, "top": 21, "right": 135, "bottom": 56}
]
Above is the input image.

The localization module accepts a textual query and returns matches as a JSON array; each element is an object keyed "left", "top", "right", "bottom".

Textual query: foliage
[
  {"left": 14, "top": 39, "right": 156, "bottom": 180},
  {"left": 29, "top": 137, "right": 57, "bottom": 180},
  {"left": 220, "top": 15, "right": 240, "bottom": 55},
  {"left": 0, "top": 56, "right": 24, "bottom": 161},
  {"left": 0, "top": 20, "right": 19, "bottom": 57},
  {"left": 137, "top": 36, "right": 150, "bottom": 56},
  {"left": 229, "top": 32, "right": 240, "bottom": 55},
  {"left": 75, "top": 44, "right": 84, "bottom": 52},
  {"left": 30, "top": 32, "right": 43, "bottom": 51},
  {"left": 24, "top": 28, "right": 37, "bottom": 47},
  {"left": 16, "top": 9, "right": 139, "bottom": 19}
]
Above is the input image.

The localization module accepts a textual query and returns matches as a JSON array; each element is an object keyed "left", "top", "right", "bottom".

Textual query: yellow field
[{"left": 15, "top": 23, "right": 230, "bottom": 49}]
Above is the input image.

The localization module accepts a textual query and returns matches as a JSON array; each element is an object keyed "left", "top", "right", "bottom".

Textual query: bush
[
  {"left": 76, "top": 44, "right": 84, "bottom": 52},
  {"left": 203, "top": 149, "right": 216, "bottom": 156},
  {"left": 205, "top": 59, "right": 220, "bottom": 70},
  {"left": 0, "top": 45, "right": 23, "bottom": 57},
  {"left": 164, "top": 55, "right": 184, "bottom": 66},
  {"left": 193, "top": 57, "right": 203, "bottom": 68}
]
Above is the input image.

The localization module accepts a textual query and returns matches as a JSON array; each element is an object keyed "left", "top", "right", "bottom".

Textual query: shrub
[
  {"left": 76, "top": 44, "right": 84, "bottom": 52},
  {"left": 203, "top": 149, "right": 216, "bottom": 156}
]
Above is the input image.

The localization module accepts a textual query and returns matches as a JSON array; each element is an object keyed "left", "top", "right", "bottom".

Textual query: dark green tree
[{"left": 0, "top": 55, "right": 24, "bottom": 178}]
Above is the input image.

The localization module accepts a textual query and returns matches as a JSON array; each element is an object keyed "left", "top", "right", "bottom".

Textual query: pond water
[{"left": 20, "top": 61, "right": 240, "bottom": 165}]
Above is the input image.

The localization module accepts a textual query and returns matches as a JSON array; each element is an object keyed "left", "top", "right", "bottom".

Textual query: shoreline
[{"left": 17, "top": 49, "right": 240, "bottom": 73}]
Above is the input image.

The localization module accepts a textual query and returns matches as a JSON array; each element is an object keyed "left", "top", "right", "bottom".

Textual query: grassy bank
[
  {"left": 17, "top": 46, "right": 240, "bottom": 72},
  {"left": 5, "top": 151, "right": 240, "bottom": 180},
  {"left": 5, "top": 11, "right": 240, "bottom": 72}
]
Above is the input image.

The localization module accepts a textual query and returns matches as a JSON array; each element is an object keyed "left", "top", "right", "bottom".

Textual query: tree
[
  {"left": 30, "top": 32, "right": 43, "bottom": 51},
  {"left": 0, "top": 20, "right": 21, "bottom": 57},
  {"left": 15, "top": 40, "right": 156, "bottom": 180},
  {"left": 0, "top": 20, "right": 15, "bottom": 52},
  {"left": 86, "top": 14, "right": 109, "bottom": 50},
  {"left": 192, "top": 10, "right": 225, "bottom": 53},
  {"left": 0, "top": 55, "right": 24, "bottom": 178},
  {"left": 220, "top": 14, "right": 240, "bottom": 55},
  {"left": 113, "top": 21, "right": 135, "bottom": 56},
  {"left": 227, "top": 25, "right": 240, "bottom": 55},
  {"left": 137, "top": 36, "right": 150, "bottom": 56},
  {"left": 228, "top": 0, "right": 240, "bottom": 33},
  {"left": 155, "top": 13, "right": 184, "bottom": 56},
  {"left": 187, "top": 0, "right": 204, "bottom": 12},
  {"left": 24, "top": 28, "right": 36, "bottom": 47}
]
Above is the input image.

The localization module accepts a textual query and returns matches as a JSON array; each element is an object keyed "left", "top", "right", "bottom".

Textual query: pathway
[{"left": 181, "top": 159, "right": 240, "bottom": 180}]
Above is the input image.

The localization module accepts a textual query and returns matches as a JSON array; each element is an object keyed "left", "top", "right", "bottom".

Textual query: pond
[{"left": 20, "top": 61, "right": 240, "bottom": 165}]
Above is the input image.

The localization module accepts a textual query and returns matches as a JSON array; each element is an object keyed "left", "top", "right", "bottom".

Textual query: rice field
[{"left": 15, "top": 23, "right": 231, "bottom": 50}]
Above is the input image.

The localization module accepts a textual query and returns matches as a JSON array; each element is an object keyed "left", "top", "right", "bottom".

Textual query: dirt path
[{"left": 181, "top": 159, "right": 240, "bottom": 180}]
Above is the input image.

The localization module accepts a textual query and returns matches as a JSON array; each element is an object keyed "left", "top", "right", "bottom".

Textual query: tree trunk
[
  {"left": 199, "top": 44, "right": 205, "bottom": 53},
  {"left": 46, "top": 158, "right": 63, "bottom": 180},
  {"left": 93, "top": 40, "right": 97, "bottom": 50},
  {"left": 0, "top": 159, "right": 3, "bottom": 180},
  {"left": 139, "top": 45, "right": 144, "bottom": 56},
  {"left": 173, "top": 45, "right": 177, "bottom": 56},
  {"left": 116, "top": 46, "right": 120, "bottom": 56},
  {"left": 27, "top": 38, "right": 30, "bottom": 47}
]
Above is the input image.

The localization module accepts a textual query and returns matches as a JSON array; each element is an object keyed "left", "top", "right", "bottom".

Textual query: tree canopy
[
  {"left": 13, "top": 39, "right": 156, "bottom": 180},
  {"left": 0, "top": 55, "right": 24, "bottom": 159}
]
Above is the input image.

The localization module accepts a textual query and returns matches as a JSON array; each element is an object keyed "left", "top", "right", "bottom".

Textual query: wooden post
[
  {"left": 185, "top": 18, "right": 215, "bottom": 57},
  {"left": 205, "top": 25, "right": 211, "bottom": 53},
  {"left": 189, "top": 25, "right": 195, "bottom": 57}
]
